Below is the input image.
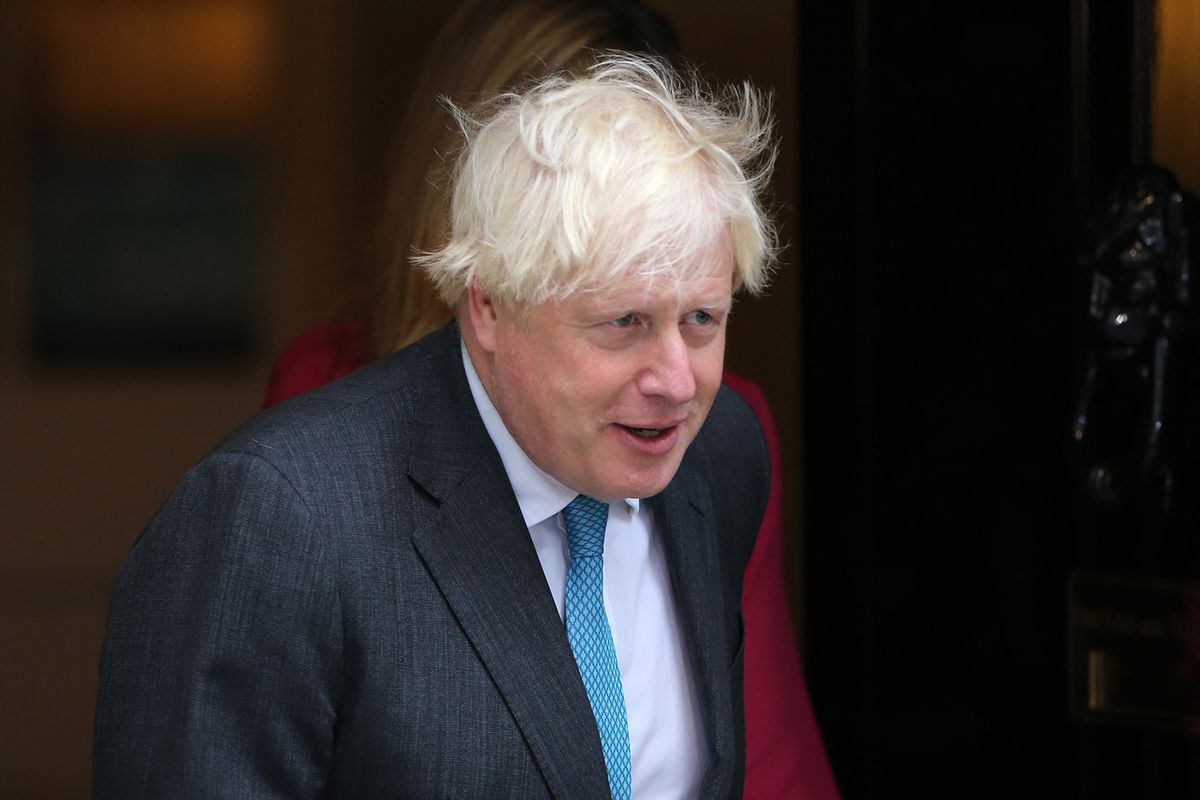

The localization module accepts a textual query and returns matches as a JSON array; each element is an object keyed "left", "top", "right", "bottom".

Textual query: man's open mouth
[{"left": 619, "top": 424, "right": 674, "bottom": 439}]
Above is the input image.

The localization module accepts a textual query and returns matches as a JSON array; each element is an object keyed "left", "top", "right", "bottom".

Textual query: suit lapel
[
  {"left": 405, "top": 326, "right": 610, "bottom": 800},
  {"left": 650, "top": 468, "right": 737, "bottom": 800}
]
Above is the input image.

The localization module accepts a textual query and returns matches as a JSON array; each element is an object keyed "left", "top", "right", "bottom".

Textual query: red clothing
[
  {"left": 264, "top": 322, "right": 839, "bottom": 800},
  {"left": 720, "top": 373, "right": 840, "bottom": 800},
  {"left": 263, "top": 322, "right": 371, "bottom": 410}
]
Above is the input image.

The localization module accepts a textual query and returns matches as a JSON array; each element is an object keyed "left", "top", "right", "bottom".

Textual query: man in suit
[{"left": 94, "top": 53, "right": 777, "bottom": 799}]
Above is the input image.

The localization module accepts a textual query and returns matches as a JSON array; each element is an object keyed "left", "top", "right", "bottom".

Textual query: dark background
[
  {"left": 802, "top": 1, "right": 1197, "bottom": 797},
  {"left": 801, "top": 2, "right": 1078, "bottom": 794}
]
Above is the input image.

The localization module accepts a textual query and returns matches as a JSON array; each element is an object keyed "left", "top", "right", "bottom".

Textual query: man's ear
[{"left": 465, "top": 286, "right": 500, "bottom": 354}]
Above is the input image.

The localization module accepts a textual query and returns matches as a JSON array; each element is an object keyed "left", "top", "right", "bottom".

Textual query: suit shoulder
[
  {"left": 686, "top": 383, "right": 772, "bottom": 569},
  {"left": 213, "top": 347, "right": 427, "bottom": 473},
  {"left": 189, "top": 328, "right": 462, "bottom": 516},
  {"left": 696, "top": 384, "right": 770, "bottom": 476}
]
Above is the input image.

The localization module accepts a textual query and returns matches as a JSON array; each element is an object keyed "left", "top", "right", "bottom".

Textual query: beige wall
[
  {"left": 0, "top": 1, "right": 799, "bottom": 795},
  {"left": 1153, "top": 0, "right": 1200, "bottom": 194}
]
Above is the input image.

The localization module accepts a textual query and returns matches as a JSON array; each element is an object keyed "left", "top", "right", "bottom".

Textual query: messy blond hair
[{"left": 416, "top": 52, "right": 777, "bottom": 310}]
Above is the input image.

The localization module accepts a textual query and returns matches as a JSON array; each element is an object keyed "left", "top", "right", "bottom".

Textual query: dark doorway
[{"left": 799, "top": 2, "right": 1195, "bottom": 796}]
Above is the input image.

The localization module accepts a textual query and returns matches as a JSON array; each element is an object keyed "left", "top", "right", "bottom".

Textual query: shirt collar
[{"left": 461, "top": 341, "right": 639, "bottom": 528}]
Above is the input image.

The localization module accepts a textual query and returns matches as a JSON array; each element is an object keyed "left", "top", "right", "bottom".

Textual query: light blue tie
[{"left": 563, "top": 495, "right": 632, "bottom": 800}]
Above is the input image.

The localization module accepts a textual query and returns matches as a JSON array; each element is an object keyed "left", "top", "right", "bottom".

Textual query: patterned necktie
[{"left": 562, "top": 495, "right": 633, "bottom": 800}]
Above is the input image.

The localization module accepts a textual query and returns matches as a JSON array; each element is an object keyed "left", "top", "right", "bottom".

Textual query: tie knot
[{"left": 563, "top": 495, "right": 608, "bottom": 559}]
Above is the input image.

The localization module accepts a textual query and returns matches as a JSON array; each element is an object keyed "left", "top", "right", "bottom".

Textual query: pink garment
[{"left": 264, "top": 322, "right": 840, "bottom": 799}]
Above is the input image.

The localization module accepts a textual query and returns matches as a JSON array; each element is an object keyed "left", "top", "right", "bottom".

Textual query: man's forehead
[
  {"left": 564, "top": 235, "right": 736, "bottom": 307},
  {"left": 568, "top": 268, "right": 734, "bottom": 310}
]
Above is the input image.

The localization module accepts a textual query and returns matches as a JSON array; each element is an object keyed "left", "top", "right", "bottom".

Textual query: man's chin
[{"left": 603, "top": 462, "right": 684, "bottom": 501}]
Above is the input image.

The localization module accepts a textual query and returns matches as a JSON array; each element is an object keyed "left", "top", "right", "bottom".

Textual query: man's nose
[{"left": 636, "top": 328, "right": 696, "bottom": 404}]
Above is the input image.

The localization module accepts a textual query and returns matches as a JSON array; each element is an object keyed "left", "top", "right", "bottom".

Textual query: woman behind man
[{"left": 264, "top": 2, "right": 838, "bottom": 797}]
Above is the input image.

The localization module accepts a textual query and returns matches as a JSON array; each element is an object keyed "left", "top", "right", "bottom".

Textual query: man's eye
[
  {"left": 609, "top": 314, "right": 637, "bottom": 328},
  {"left": 684, "top": 310, "right": 714, "bottom": 326}
]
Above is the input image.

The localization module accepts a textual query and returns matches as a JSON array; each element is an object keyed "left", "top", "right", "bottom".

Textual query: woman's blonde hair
[{"left": 372, "top": 0, "right": 677, "bottom": 354}]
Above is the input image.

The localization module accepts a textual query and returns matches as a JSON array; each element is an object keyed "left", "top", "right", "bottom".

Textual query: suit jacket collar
[
  {"left": 405, "top": 324, "right": 609, "bottom": 799},
  {"left": 649, "top": 466, "right": 738, "bottom": 800},
  {"left": 404, "top": 324, "right": 737, "bottom": 800}
]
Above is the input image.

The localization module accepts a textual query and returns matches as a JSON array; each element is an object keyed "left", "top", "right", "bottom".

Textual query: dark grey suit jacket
[{"left": 93, "top": 323, "right": 769, "bottom": 799}]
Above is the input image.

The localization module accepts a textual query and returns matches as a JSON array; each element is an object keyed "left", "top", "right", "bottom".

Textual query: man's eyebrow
[{"left": 693, "top": 298, "right": 734, "bottom": 314}]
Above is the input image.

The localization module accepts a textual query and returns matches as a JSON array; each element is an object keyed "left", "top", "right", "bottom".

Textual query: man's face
[{"left": 467, "top": 238, "right": 735, "bottom": 502}]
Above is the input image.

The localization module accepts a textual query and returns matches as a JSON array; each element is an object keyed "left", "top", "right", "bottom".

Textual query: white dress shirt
[{"left": 462, "top": 344, "right": 707, "bottom": 800}]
